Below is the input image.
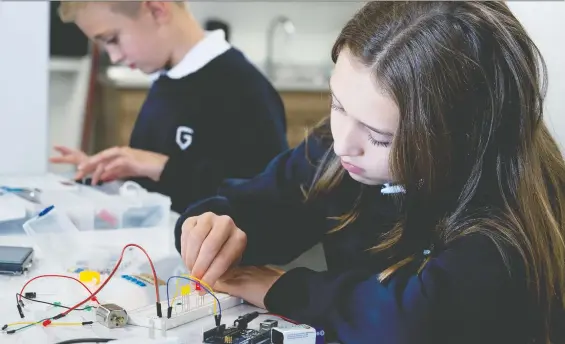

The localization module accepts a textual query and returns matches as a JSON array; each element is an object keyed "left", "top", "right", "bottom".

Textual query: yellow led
[{"left": 181, "top": 284, "right": 191, "bottom": 296}]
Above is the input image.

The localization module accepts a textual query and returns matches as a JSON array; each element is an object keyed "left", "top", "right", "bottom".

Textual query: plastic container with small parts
[{"left": 22, "top": 206, "right": 136, "bottom": 274}]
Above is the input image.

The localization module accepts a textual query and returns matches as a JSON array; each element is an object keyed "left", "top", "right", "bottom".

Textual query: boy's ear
[{"left": 143, "top": 1, "right": 174, "bottom": 23}]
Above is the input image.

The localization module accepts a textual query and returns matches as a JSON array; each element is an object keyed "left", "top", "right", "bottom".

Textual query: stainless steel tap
[{"left": 265, "top": 15, "right": 295, "bottom": 78}]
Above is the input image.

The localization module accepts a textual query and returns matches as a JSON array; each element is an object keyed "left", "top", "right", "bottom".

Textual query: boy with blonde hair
[{"left": 51, "top": 1, "right": 288, "bottom": 213}]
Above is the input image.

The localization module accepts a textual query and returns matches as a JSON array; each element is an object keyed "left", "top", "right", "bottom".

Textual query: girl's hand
[
  {"left": 215, "top": 266, "right": 285, "bottom": 309},
  {"left": 180, "top": 212, "right": 247, "bottom": 288}
]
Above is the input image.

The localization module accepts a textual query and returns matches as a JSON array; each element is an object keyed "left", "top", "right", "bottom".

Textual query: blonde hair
[{"left": 58, "top": 1, "right": 186, "bottom": 23}]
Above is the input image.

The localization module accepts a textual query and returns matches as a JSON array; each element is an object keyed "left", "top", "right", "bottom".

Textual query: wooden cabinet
[
  {"left": 280, "top": 91, "right": 330, "bottom": 148},
  {"left": 93, "top": 82, "right": 330, "bottom": 152},
  {"left": 94, "top": 84, "right": 146, "bottom": 151}
]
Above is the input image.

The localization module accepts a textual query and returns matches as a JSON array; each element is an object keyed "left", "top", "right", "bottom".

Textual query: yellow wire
[
  {"left": 188, "top": 275, "right": 214, "bottom": 293},
  {"left": 4, "top": 321, "right": 88, "bottom": 327},
  {"left": 170, "top": 273, "right": 192, "bottom": 308},
  {"left": 188, "top": 275, "right": 217, "bottom": 315},
  {"left": 170, "top": 278, "right": 181, "bottom": 308},
  {"left": 44, "top": 322, "right": 87, "bottom": 326}
]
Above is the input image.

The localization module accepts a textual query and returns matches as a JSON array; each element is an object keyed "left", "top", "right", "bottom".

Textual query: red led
[
  {"left": 42, "top": 320, "right": 52, "bottom": 327},
  {"left": 195, "top": 283, "right": 201, "bottom": 291}
]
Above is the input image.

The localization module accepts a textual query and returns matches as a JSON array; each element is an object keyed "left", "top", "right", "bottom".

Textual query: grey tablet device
[{"left": 0, "top": 246, "right": 34, "bottom": 275}]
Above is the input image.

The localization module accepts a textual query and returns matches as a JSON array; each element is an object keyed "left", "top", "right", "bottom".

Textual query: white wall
[
  {"left": 189, "top": 2, "right": 564, "bottom": 148},
  {"left": 48, "top": 58, "right": 92, "bottom": 175},
  {"left": 190, "top": 2, "right": 364, "bottom": 66},
  {"left": 508, "top": 3, "right": 565, "bottom": 149},
  {"left": 0, "top": 2, "right": 49, "bottom": 175}
]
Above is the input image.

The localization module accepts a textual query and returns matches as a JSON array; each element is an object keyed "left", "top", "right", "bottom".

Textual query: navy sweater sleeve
[
  {"left": 174, "top": 136, "right": 329, "bottom": 265},
  {"left": 264, "top": 234, "right": 524, "bottom": 344}
]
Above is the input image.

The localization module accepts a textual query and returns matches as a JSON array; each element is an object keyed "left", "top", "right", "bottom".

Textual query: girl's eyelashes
[
  {"left": 367, "top": 133, "right": 391, "bottom": 147},
  {"left": 331, "top": 100, "right": 391, "bottom": 147}
]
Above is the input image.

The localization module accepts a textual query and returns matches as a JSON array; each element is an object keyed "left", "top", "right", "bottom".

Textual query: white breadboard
[{"left": 127, "top": 292, "right": 243, "bottom": 330}]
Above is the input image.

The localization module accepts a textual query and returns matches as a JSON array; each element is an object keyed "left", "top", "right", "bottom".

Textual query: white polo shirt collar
[{"left": 152, "top": 29, "right": 231, "bottom": 80}]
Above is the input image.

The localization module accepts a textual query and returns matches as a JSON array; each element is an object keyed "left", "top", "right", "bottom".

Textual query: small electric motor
[{"left": 96, "top": 303, "right": 128, "bottom": 328}]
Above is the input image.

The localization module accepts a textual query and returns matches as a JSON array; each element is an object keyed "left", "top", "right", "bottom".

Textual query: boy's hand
[
  {"left": 50, "top": 146, "right": 89, "bottom": 166},
  {"left": 180, "top": 212, "right": 247, "bottom": 289},
  {"left": 75, "top": 146, "right": 169, "bottom": 185},
  {"left": 214, "top": 266, "right": 284, "bottom": 309}
]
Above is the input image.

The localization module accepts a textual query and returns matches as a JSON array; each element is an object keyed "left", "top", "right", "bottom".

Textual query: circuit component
[
  {"left": 96, "top": 303, "right": 128, "bottom": 328},
  {"left": 127, "top": 292, "right": 243, "bottom": 330},
  {"left": 234, "top": 311, "right": 260, "bottom": 329},
  {"left": 271, "top": 324, "right": 317, "bottom": 344},
  {"left": 202, "top": 315, "right": 277, "bottom": 344},
  {"left": 203, "top": 325, "right": 271, "bottom": 344},
  {"left": 137, "top": 273, "right": 166, "bottom": 286},
  {"left": 259, "top": 319, "right": 278, "bottom": 331}
]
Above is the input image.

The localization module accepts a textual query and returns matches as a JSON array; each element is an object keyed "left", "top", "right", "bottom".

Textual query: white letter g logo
[{"left": 176, "top": 126, "right": 194, "bottom": 150}]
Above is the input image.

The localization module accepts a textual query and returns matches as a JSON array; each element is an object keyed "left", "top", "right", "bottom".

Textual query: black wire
[
  {"left": 5, "top": 294, "right": 96, "bottom": 335},
  {"left": 54, "top": 339, "right": 115, "bottom": 344},
  {"left": 16, "top": 294, "right": 93, "bottom": 311}
]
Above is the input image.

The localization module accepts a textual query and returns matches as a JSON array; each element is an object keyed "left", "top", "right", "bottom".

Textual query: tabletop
[
  {"left": 0, "top": 217, "right": 293, "bottom": 344},
  {"left": 0, "top": 174, "right": 321, "bottom": 344}
]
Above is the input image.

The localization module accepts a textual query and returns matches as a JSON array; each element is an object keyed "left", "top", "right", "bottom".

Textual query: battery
[{"left": 271, "top": 324, "right": 317, "bottom": 344}]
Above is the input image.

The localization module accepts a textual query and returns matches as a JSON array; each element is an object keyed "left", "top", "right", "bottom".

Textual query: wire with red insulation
[
  {"left": 56, "top": 243, "right": 161, "bottom": 319},
  {"left": 10, "top": 243, "right": 161, "bottom": 335},
  {"left": 263, "top": 312, "right": 299, "bottom": 324}
]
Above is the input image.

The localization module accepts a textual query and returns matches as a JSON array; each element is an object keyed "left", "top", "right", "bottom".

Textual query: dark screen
[{"left": 0, "top": 246, "right": 32, "bottom": 264}]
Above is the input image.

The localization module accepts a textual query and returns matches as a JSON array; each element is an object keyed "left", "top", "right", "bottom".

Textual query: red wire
[
  {"left": 265, "top": 313, "right": 299, "bottom": 324},
  {"left": 18, "top": 275, "right": 100, "bottom": 305},
  {"left": 60, "top": 243, "right": 159, "bottom": 316}
]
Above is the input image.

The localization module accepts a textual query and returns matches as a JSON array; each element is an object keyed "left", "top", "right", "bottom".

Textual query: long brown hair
[{"left": 306, "top": 2, "right": 565, "bottom": 342}]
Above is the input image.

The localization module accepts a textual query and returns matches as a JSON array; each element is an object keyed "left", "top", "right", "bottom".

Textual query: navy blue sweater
[
  {"left": 174, "top": 133, "right": 537, "bottom": 343},
  {"left": 129, "top": 47, "right": 288, "bottom": 213}
]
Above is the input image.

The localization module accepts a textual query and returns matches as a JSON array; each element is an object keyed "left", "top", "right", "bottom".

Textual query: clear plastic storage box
[
  {"left": 22, "top": 206, "right": 137, "bottom": 273},
  {"left": 0, "top": 174, "right": 171, "bottom": 232},
  {"left": 71, "top": 181, "right": 171, "bottom": 230}
]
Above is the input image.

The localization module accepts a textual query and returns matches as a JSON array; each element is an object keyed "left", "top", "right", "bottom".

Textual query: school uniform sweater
[
  {"left": 129, "top": 46, "right": 288, "bottom": 213},
  {"left": 174, "top": 134, "right": 537, "bottom": 344}
]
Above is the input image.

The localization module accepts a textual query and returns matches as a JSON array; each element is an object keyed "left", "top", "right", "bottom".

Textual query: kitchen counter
[{"left": 100, "top": 64, "right": 331, "bottom": 92}]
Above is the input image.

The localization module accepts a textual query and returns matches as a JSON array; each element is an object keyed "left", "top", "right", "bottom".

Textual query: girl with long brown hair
[{"left": 175, "top": 2, "right": 565, "bottom": 343}]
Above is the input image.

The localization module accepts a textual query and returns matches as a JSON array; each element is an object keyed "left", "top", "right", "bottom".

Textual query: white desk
[{"left": 0, "top": 216, "right": 291, "bottom": 344}]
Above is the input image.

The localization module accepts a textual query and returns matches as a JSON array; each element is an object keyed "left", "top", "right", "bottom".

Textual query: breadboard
[{"left": 127, "top": 292, "right": 243, "bottom": 330}]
